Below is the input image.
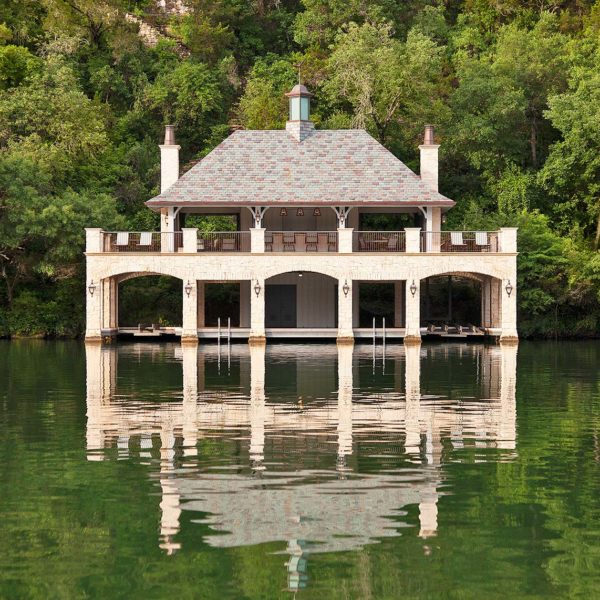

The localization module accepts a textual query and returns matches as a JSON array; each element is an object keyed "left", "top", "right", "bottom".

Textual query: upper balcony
[{"left": 89, "top": 228, "right": 515, "bottom": 255}]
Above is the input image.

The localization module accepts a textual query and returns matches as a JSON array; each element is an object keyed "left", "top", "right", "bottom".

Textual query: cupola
[{"left": 285, "top": 84, "right": 315, "bottom": 142}]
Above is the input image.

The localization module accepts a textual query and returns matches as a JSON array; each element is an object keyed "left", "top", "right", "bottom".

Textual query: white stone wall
[{"left": 85, "top": 245, "right": 517, "bottom": 341}]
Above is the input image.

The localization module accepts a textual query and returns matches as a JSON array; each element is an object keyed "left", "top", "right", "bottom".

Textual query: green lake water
[{"left": 0, "top": 340, "right": 599, "bottom": 599}]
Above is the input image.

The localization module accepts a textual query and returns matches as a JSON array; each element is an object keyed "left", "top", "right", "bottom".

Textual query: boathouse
[{"left": 85, "top": 85, "right": 518, "bottom": 344}]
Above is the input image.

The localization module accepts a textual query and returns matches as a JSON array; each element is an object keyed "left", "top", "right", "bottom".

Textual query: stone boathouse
[{"left": 85, "top": 84, "right": 518, "bottom": 345}]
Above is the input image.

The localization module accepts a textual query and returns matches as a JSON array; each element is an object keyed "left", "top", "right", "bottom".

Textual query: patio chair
[
  {"left": 221, "top": 238, "right": 236, "bottom": 251},
  {"left": 386, "top": 234, "right": 398, "bottom": 251},
  {"left": 450, "top": 231, "right": 466, "bottom": 249},
  {"left": 475, "top": 231, "right": 490, "bottom": 251},
  {"left": 138, "top": 232, "right": 153, "bottom": 248},
  {"left": 283, "top": 233, "right": 296, "bottom": 251},
  {"left": 305, "top": 232, "right": 318, "bottom": 252},
  {"left": 116, "top": 232, "right": 129, "bottom": 250},
  {"left": 327, "top": 232, "right": 337, "bottom": 252},
  {"left": 265, "top": 232, "right": 273, "bottom": 252}
]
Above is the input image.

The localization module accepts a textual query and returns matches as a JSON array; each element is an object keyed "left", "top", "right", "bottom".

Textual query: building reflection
[{"left": 85, "top": 341, "right": 518, "bottom": 585}]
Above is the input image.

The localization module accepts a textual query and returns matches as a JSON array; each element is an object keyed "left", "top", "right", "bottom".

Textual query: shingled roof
[{"left": 146, "top": 128, "right": 455, "bottom": 208}]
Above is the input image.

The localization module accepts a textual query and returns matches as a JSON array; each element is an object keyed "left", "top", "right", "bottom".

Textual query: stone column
[
  {"left": 424, "top": 207, "right": 441, "bottom": 252},
  {"left": 85, "top": 277, "right": 103, "bottom": 342},
  {"left": 181, "top": 279, "right": 198, "bottom": 345},
  {"left": 405, "top": 228, "right": 421, "bottom": 253},
  {"left": 500, "top": 276, "right": 518, "bottom": 343},
  {"left": 337, "top": 228, "right": 353, "bottom": 253},
  {"left": 337, "top": 277, "right": 354, "bottom": 344},
  {"left": 182, "top": 228, "right": 197, "bottom": 253},
  {"left": 249, "top": 277, "right": 266, "bottom": 345},
  {"left": 250, "top": 228, "right": 265, "bottom": 253},
  {"left": 404, "top": 278, "right": 421, "bottom": 344}
]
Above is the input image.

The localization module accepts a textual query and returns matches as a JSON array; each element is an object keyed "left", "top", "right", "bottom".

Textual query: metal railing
[
  {"left": 420, "top": 231, "right": 499, "bottom": 252},
  {"left": 354, "top": 231, "right": 406, "bottom": 252},
  {"left": 102, "top": 231, "right": 183, "bottom": 252},
  {"left": 197, "top": 231, "right": 250, "bottom": 252},
  {"left": 265, "top": 231, "right": 338, "bottom": 252}
]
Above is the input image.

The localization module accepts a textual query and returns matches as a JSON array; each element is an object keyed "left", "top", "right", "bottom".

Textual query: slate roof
[{"left": 146, "top": 128, "right": 455, "bottom": 208}]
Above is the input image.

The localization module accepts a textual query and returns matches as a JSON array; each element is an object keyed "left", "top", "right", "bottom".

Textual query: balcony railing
[
  {"left": 197, "top": 231, "right": 250, "bottom": 252},
  {"left": 93, "top": 229, "right": 506, "bottom": 254},
  {"left": 265, "top": 231, "right": 338, "bottom": 252},
  {"left": 354, "top": 231, "right": 406, "bottom": 252},
  {"left": 420, "top": 231, "right": 499, "bottom": 253},
  {"left": 102, "top": 231, "right": 182, "bottom": 252}
]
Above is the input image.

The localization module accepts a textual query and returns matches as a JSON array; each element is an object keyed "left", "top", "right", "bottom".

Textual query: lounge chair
[
  {"left": 450, "top": 232, "right": 465, "bottom": 247},
  {"left": 116, "top": 232, "right": 129, "bottom": 249},
  {"left": 386, "top": 234, "right": 398, "bottom": 251},
  {"left": 475, "top": 231, "right": 490, "bottom": 251},
  {"left": 139, "top": 232, "right": 153, "bottom": 248}
]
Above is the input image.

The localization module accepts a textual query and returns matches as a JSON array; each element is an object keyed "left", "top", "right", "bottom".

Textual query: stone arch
[
  {"left": 264, "top": 270, "right": 339, "bottom": 329},
  {"left": 419, "top": 270, "right": 502, "bottom": 329}
]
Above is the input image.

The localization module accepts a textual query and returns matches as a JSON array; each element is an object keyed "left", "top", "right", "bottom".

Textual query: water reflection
[{"left": 85, "top": 341, "right": 517, "bottom": 588}]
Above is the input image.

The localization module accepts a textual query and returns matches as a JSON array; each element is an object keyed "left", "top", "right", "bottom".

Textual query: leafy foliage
[{"left": 0, "top": 0, "right": 598, "bottom": 337}]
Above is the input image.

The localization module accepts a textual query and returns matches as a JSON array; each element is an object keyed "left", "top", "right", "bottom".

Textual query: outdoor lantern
[
  {"left": 184, "top": 280, "right": 193, "bottom": 297},
  {"left": 296, "top": 208, "right": 304, "bottom": 217},
  {"left": 254, "top": 280, "right": 261, "bottom": 297},
  {"left": 280, "top": 208, "right": 287, "bottom": 217},
  {"left": 88, "top": 280, "right": 97, "bottom": 297},
  {"left": 505, "top": 280, "right": 514, "bottom": 297},
  {"left": 342, "top": 280, "right": 350, "bottom": 297},
  {"left": 410, "top": 280, "right": 418, "bottom": 297},
  {"left": 313, "top": 208, "right": 321, "bottom": 217}
]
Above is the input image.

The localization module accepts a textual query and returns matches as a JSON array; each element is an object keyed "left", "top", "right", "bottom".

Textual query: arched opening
[
  {"left": 419, "top": 273, "right": 501, "bottom": 331},
  {"left": 118, "top": 275, "right": 182, "bottom": 329},
  {"left": 264, "top": 271, "right": 338, "bottom": 329}
]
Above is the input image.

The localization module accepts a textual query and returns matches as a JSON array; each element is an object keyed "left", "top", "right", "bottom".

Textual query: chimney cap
[
  {"left": 285, "top": 84, "right": 313, "bottom": 98},
  {"left": 423, "top": 124, "right": 435, "bottom": 145},
  {"left": 164, "top": 124, "right": 176, "bottom": 145}
]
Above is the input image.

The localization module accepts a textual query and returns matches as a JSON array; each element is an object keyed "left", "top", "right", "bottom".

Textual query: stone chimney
[
  {"left": 419, "top": 125, "right": 439, "bottom": 192},
  {"left": 160, "top": 124, "right": 180, "bottom": 193},
  {"left": 285, "top": 84, "right": 315, "bottom": 142}
]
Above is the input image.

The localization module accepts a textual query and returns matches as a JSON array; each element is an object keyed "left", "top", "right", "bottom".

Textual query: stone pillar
[
  {"left": 424, "top": 207, "right": 441, "bottom": 252},
  {"left": 337, "top": 228, "right": 353, "bottom": 253},
  {"left": 161, "top": 207, "right": 178, "bottom": 253},
  {"left": 85, "top": 228, "right": 103, "bottom": 253},
  {"left": 499, "top": 227, "right": 518, "bottom": 253},
  {"left": 182, "top": 279, "right": 198, "bottom": 345},
  {"left": 196, "top": 281, "right": 205, "bottom": 328},
  {"left": 394, "top": 281, "right": 404, "bottom": 328},
  {"left": 500, "top": 275, "right": 518, "bottom": 343},
  {"left": 404, "top": 278, "right": 421, "bottom": 344},
  {"left": 102, "top": 277, "right": 118, "bottom": 333},
  {"left": 250, "top": 227, "right": 265, "bottom": 253},
  {"left": 85, "top": 276, "right": 103, "bottom": 341},
  {"left": 249, "top": 277, "right": 266, "bottom": 344},
  {"left": 405, "top": 228, "right": 421, "bottom": 253},
  {"left": 182, "top": 228, "right": 197, "bottom": 253},
  {"left": 337, "top": 277, "right": 354, "bottom": 344}
]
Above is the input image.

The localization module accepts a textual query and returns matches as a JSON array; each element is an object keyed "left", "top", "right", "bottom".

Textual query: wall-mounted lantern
[
  {"left": 184, "top": 280, "right": 193, "bottom": 297},
  {"left": 342, "top": 279, "right": 350, "bottom": 297},
  {"left": 410, "top": 280, "right": 418, "bottom": 297},
  {"left": 505, "top": 280, "right": 514, "bottom": 297},
  {"left": 254, "top": 280, "right": 262, "bottom": 297},
  {"left": 88, "top": 280, "right": 97, "bottom": 297}
]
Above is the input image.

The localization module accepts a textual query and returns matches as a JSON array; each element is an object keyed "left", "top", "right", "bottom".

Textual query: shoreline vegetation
[{"left": 0, "top": 1, "right": 599, "bottom": 340}]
